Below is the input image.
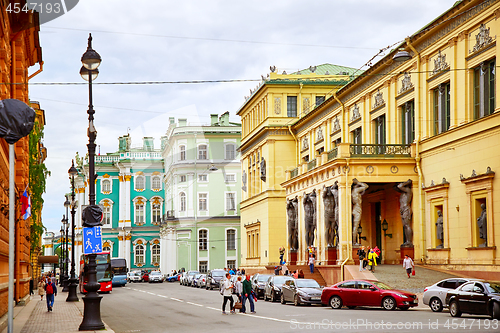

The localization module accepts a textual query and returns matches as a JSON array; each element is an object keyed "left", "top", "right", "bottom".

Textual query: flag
[{"left": 21, "top": 187, "right": 31, "bottom": 220}]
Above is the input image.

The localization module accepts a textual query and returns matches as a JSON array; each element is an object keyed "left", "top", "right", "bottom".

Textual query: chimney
[
  {"left": 178, "top": 118, "right": 187, "bottom": 127},
  {"left": 220, "top": 111, "right": 230, "bottom": 126},
  {"left": 118, "top": 134, "right": 130, "bottom": 152},
  {"left": 143, "top": 137, "right": 154, "bottom": 151},
  {"left": 210, "top": 114, "right": 218, "bottom": 126},
  {"left": 169, "top": 117, "right": 175, "bottom": 124}
]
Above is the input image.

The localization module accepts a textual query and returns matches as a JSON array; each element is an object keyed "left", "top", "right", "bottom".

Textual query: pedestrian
[
  {"left": 308, "top": 254, "right": 315, "bottom": 274},
  {"left": 374, "top": 246, "right": 381, "bottom": 264},
  {"left": 38, "top": 277, "right": 45, "bottom": 301},
  {"left": 279, "top": 246, "right": 285, "bottom": 265},
  {"left": 363, "top": 246, "right": 371, "bottom": 270},
  {"left": 298, "top": 269, "right": 304, "bottom": 278},
  {"left": 274, "top": 266, "right": 280, "bottom": 275},
  {"left": 235, "top": 276, "right": 243, "bottom": 312},
  {"left": 45, "top": 277, "right": 57, "bottom": 311},
  {"left": 281, "top": 261, "right": 288, "bottom": 276},
  {"left": 50, "top": 273, "right": 57, "bottom": 286},
  {"left": 367, "top": 248, "right": 378, "bottom": 272},
  {"left": 357, "top": 246, "right": 366, "bottom": 271},
  {"left": 292, "top": 270, "right": 298, "bottom": 279},
  {"left": 221, "top": 273, "right": 234, "bottom": 315},
  {"left": 241, "top": 275, "right": 255, "bottom": 314},
  {"left": 403, "top": 254, "right": 414, "bottom": 278},
  {"left": 241, "top": 268, "right": 245, "bottom": 276},
  {"left": 229, "top": 267, "right": 235, "bottom": 275}
]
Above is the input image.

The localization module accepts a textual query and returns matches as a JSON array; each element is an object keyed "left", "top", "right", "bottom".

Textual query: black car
[
  {"left": 445, "top": 280, "right": 500, "bottom": 319},
  {"left": 264, "top": 275, "right": 294, "bottom": 302},
  {"left": 252, "top": 274, "right": 272, "bottom": 299},
  {"left": 281, "top": 279, "right": 323, "bottom": 306},
  {"left": 206, "top": 269, "right": 226, "bottom": 290}
]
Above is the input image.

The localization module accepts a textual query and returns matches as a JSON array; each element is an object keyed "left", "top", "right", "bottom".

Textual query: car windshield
[
  {"left": 485, "top": 282, "right": 500, "bottom": 294},
  {"left": 273, "top": 276, "right": 293, "bottom": 284},
  {"left": 133, "top": 272, "right": 141, "bottom": 276},
  {"left": 258, "top": 275, "right": 271, "bottom": 282},
  {"left": 188, "top": 271, "right": 199, "bottom": 276},
  {"left": 194, "top": 274, "right": 202, "bottom": 278},
  {"left": 296, "top": 280, "right": 320, "bottom": 288},
  {"left": 150, "top": 272, "right": 161, "bottom": 276},
  {"left": 371, "top": 281, "right": 393, "bottom": 290},
  {"left": 212, "top": 271, "right": 225, "bottom": 277}
]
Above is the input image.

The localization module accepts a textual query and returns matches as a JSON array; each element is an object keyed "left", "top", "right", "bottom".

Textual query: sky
[{"left": 28, "top": 0, "right": 457, "bottom": 233}]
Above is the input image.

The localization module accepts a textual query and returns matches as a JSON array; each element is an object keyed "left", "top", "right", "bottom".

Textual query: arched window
[
  {"left": 179, "top": 192, "right": 186, "bottom": 211},
  {"left": 152, "top": 244, "right": 160, "bottom": 265},
  {"left": 133, "top": 198, "right": 146, "bottom": 225},
  {"left": 102, "top": 179, "right": 111, "bottom": 193},
  {"left": 225, "top": 144, "right": 235, "bottom": 160},
  {"left": 103, "top": 245, "right": 111, "bottom": 252},
  {"left": 99, "top": 199, "right": 114, "bottom": 227},
  {"left": 199, "top": 229, "right": 208, "bottom": 250},
  {"left": 135, "top": 175, "right": 145, "bottom": 191},
  {"left": 179, "top": 145, "right": 186, "bottom": 161},
  {"left": 135, "top": 244, "right": 145, "bottom": 265},
  {"left": 151, "top": 176, "right": 161, "bottom": 191},
  {"left": 151, "top": 197, "right": 163, "bottom": 224}
]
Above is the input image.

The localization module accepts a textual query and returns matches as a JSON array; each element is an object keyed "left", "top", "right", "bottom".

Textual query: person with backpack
[
  {"left": 221, "top": 273, "right": 234, "bottom": 315},
  {"left": 241, "top": 275, "right": 255, "bottom": 314},
  {"left": 45, "top": 278, "right": 57, "bottom": 312}
]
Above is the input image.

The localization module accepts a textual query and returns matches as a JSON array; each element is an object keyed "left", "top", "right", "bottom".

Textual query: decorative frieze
[
  {"left": 350, "top": 103, "right": 360, "bottom": 122},
  {"left": 332, "top": 116, "right": 341, "bottom": 133},
  {"left": 399, "top": 72, "right": 413, "bottom": 94},
  {"left": 303, "top": 98, "right": 310, "bottom": 113},
  {"left": 432, "top": 50, "right": 449, "bottom": 76},
  {"left": 470, "top": 23, "right": 493, "bottom": 53},
  {"left": 372, "top": 90, "right": 384, "bottom": 109},
  {"left": 302, "top": 137, "right": 309, "bottom": 150},
  {"left": 274, "top": 97, "right": 281, "bottom": 115},
  {"left": 316, "top": 127, "right": 323, "bottom": 142}
]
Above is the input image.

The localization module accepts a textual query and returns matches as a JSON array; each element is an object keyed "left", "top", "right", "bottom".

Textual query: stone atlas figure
[
  {"left": 323, "top": 182, "right": 339, "bottom": 247},
  {"left": 303, "top": 190, "right": 317, "bottom": 247},
  {"left": 351, "top": 179, "right": 369, "bottom": 245},
  {"left": 436, "top": 210, "right": 444, "bottom": 248},
  {"left": 397, "top": 179, "right": 413, "bottom": 247},
  {"left": 477, "top": 203, "right": 487, "bottom": 247},
  {"left": 286, "top": 196, "right": 299, "bottom": 251}
]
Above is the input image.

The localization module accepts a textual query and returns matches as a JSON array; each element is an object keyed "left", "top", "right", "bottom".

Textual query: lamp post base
[
  {"left": 78, "top": 294, "right": 104, "bottom": 330},
  {"left": 62, "top": 277, "right": 70, "bottom": 292},
  {"left": 66, "top": 277, "right": 79, "bottom": 302}
]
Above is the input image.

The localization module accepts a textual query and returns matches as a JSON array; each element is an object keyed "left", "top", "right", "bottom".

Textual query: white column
[{"left": 124, "top": 175, "right": 131, "bottom": 227}]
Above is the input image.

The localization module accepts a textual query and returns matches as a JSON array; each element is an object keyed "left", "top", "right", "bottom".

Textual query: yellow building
[
  {"left": 237, "top": 64, "right": 357, "bottom": 272},
  {"left": 241, "top": 0, "right": 500, "bottom": 281}
]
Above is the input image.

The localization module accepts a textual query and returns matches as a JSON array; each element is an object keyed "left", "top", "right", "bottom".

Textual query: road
[{"left": 100, "top": 281, "right": 498, "bottom": 333}]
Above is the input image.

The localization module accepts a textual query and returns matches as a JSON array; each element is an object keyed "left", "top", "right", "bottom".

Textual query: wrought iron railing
[
  {"left": 290, "top": 167, "right": 299, "bottom": 178},
  {"left": 307, "top": 159, "right": 317, "bottom": 171},
  {"left": 349, "top": 144, "right": 411, "bottom": 156},
  {"left": 327, "top": 147, "right": 338, "bottom": 161}
]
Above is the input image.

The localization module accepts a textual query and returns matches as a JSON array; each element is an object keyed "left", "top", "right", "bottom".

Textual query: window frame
[
  {"left": 151, "top": 176, "right": 162, "bottom": 191},
  {"left": 401, "top": 100, "right": 415, "bottom": 145},
  {"left": 179, "top": 192, "right": 186, "bottom": 212},
  {"left": 198, "top": 193, "right": 208, "bottom": 211},
  {"left": 226, "top": 229, "right": 236, "bottom": 250},
  {"left": 287, "top": 96, "right": 297, "bottom": 117},
  {"left": 198, "top": 144, "right": 208, "bottom": 160},
  {"left": 224, "top": 143, "right": 236, "bottom": 160},
  {"left": 433, "top": 82, "right": 451, "bottom": 135},
  {"left": 134, "top": 175, "right": 145, "bottom": 192},
  {"left": 473, "top": 58, "right": 496, "bottom": 120},
  {"left": 199, "top": 229, "right": 208, "bottom": 251},
  {"left": 179, "top": 145, "right": 186, "bottom": 161}
]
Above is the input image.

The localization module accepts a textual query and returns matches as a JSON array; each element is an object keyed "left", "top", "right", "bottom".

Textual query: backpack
[{"left": 46, "top": 283, "right": 53, "bottom": 295}]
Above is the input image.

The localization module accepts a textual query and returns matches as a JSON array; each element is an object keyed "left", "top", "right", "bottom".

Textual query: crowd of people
[
  {"left": 36, "top": 272, "right": 58, "bottom": 312},
  {"left": 220, "top": 273, "right": 256, "bottom": 315},
  {"left": 357, "top": 245, "right": 381, "bottom": 272}
]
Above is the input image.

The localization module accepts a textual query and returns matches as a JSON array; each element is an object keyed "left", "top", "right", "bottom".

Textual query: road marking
[
  {"left": 170, "top": 297, "right": 183, "bottom": 302},
  {"left": 206, "top": 306, "right": 220, "bottom": 311},
  {"left": 186, "top": 302, "right": 203, "bottom": 307}
]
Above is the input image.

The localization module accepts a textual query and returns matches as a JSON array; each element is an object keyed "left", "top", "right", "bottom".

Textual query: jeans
[
  {"left": 46, "top": 293, "right": 54, "bottom": 309},
  {"left": 309, "top": 263, "right": 314, "bottom": 273},
  {"left": 222, "top": 296, "right": 234, "bottom": 312},
  {"left": 241, "top": 294, "right": 254, "bottom": 313},
  {"left": 359, "top": 260, "right": 364, "bottom": 271}
]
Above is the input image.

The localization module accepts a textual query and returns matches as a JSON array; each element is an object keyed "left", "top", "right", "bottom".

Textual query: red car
[
  {"left": 321, "top": 279, "right": 418, "bottom": 311},
  {"left": 142, "top": 272, "right": 149, "bottom": 282}
]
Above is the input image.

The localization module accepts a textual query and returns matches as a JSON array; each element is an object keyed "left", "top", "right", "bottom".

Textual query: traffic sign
[{"left": 83, "top": 226, "right": 102, "bottom": 254}]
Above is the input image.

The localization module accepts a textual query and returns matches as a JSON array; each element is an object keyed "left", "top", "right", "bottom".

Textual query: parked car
[
  {"left": 423, "top": 278, "right": 473, "bottom": 312},
  {"left": 321, "top": 280, "right": 418, "bottom": 311},
  {"left": 166, "top": 273, "right": 180, "bottom": 282},
  {"left": 206, "top": 269, "right": 226, "bottom": 290},
  {"left": 252, "top": 274, "right": 272, "bottom": 299},
  {"left": 281, "top": 279, "right": 323, "bottom": 306},
  {"left": 184, "top": 270, "right": 200, "bottom": 286},
  {"left": 192, "top": 274, "right": 202, "bottom": 287},
  {"left": 127, "top": 271, "right": 142, "bottom": 283},
  {"left": 112, "top": 274, "right": 127, "bottom": 287},
  {"left": 149, "top": 271, "right": 164, "bottom": 283},
  {"left": 197, "top": 274, "right": 207, "bottom": 288},
  {"left": 142, "top": 272, "right": 149, "bottom": 282},
  {"left": 445, "top": 280, "right": 500, "bottom": 319},
  {"left": 265, "top": 275, "right": 294, "bottom": 302}
]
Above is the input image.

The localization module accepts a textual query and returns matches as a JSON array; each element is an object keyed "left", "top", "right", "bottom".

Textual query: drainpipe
[
  {"left": 287, "top": 125, "right": 297, "bottom": 166},
  {"left": 340, "top": 158, "right": 351, "bottom": 281},
  {"left": 28, "top": 61, "right": 44, "bottom": 80}
]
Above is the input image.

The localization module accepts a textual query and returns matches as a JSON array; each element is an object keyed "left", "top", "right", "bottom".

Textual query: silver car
[
  {"left": 423, "top": 278, "right": 473, "bottom": 312},
  {"left": 149, "top": 271, "right": 164, "bottom": 283}
]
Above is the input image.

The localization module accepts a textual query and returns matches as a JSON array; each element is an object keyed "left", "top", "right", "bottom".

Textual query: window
[
  {"left": 198, "top": 174, "right": 208, "bottom": 182},
  {"left": 433, "top": 82, "right": 450, "bottom": 135},
  {"left": 199, "top": 230, "right": 208, "bottom": 250},
  {"left": 225, "top": 174, "right": 236, "bottom": 183},
  {"left": 199, "top": 193, "right": 207, "bottom": 211},
  {"left": 152, "top": 244, "right": 160, "bottom": 265},
  {"left": 103, "top": 205, "right": 111, "bottom": 225},
  {"left": 102, "top": 179, "right": 111, "bottom": 193},
  {"left": 352, "top": 127, "right": 362, "bottom": 154},
  {"left": 179, "top": 145, "right": 186, "bottom": 161},
  {"left": 225, "top": 144, "right": 235, "bottom": 160},
  {"left": 401, "top": 100, "right": 415, "bottom": 145},
  {"left": 227, "top": 229, "right": 236, "bottom": 250},
  {"left": 287, "top": 96, "right": 297, "bottom": 117},
  {"left": 303, "top": 155, "right": 309, "bottom": 163},
  {"left": 315, "top": 96, "right": 325, "bottom": 106},
  {"left": 227, "top": 260, "right": 236, "bottom": 270},
  {"left": 180, "top": 175, "right": 186, "bottom": 183},
  {"left": 152, "top": 176, "right": 161, "bottom": 191},
  {"left": 374, "top": 115, "right": 386, "bottom": 154},
  {"left": 135, "top": 176, "right": 145, "bottom": 191},
  {"left": 179, "top": 192, "right": 186, "bottom": 211},
  {"left": 152, "top": 202, "right": 161, "bottom": 224},
  {"left": 316, "top": 147, "right": 324, "bottom": 155},
  {"left": 198, "top": 144, "right": 208, "bottom": 160},
  {"left": 460, "top": 283, "right": 474, "bottom": 292},
  {"left": 473, "top": 59, "right": 495, "bottom": 119},
  {"left": 339, "top": 281, "right": 357, "bottom": 289},
  {"left": 135, "top": 201, "right": 145, "bottom": 224},
  {"left": 199, "top": 261, "right": 208, "bottom": 273},
  {"left": 103, "top": 245, "right": 111, "bottom": 252},
  {"left": 135, "top": 244, "right": 145, "bottom": 265},
  {"left": 226, "top": 193, "right": 236, "bottom": 211}
]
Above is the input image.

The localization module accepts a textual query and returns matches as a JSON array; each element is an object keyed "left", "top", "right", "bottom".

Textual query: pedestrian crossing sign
[{"left": 83, "top": 226, "right": 102, "bottom": 254}]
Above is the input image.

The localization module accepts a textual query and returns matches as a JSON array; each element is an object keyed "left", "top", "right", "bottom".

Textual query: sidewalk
[{"left": 2, "top": 293, "right": 114, "bottom": 333}]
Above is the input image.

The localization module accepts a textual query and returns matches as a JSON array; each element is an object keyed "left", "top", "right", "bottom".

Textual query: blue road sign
[{"left": 83, "top": 226, "right": 102, "bottom": 255}]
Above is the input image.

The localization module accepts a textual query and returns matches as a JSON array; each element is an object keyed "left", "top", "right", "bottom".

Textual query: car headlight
[
  {"left": 297, "top": 290, "right": 307, "bottom": 297},
  {"left": 273, "top": 286, "right": 280, "bottom": 291},
  {"left": 395, "top": 293, "right": 408, "bottom": 299}
]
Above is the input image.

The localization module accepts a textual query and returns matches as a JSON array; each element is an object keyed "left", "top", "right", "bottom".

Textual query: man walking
[
  {"left": 221, "top": 273, "right": 234, "bottom": 315},
  {"left": 241, "top": 275, "right": 255, "bottom": 314},
  {"left": 357, "top": 246, "right": 366, "bottom": 271},
  {"left": 45, "top": 277, "right": 57, "bottom": 312}
]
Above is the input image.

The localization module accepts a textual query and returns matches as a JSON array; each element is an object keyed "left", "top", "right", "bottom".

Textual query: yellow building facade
[{"left": 242, "top": 0, "right": 500, "bottom": 280}]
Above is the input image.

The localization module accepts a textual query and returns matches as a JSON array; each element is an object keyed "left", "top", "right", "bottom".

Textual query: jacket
[
  {"left": 242, "top": 279, "right": 252, "bottom": 295},
  {"left": 367, "top": 251, "right": 378, "bottom": 266}
]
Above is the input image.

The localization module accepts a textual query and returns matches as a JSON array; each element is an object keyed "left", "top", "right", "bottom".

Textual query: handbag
[
  {"left": 234, "top": 301, "right": 242, "bottom": 309},
  {"left": 412, "top": 269, "right": 415, "bottom": 276}
]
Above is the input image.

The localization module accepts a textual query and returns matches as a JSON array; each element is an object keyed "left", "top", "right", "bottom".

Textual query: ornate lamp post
[
  {"left": 63, "top": 196, "right": 71, "bottom": 292},
  {"left": 79, "top": 33, "right": 105, "bottom": 331},
  {"left": 60, "top": 216, "right": 66, "bottom": 288},
  {"left": 67, "top": 160, "right": 79, "bottom": 302}
]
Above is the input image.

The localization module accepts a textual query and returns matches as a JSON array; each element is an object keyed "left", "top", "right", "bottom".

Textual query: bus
[
  {"left": 110, "top": 258, "right": 127, "bottom": 287},
  {"left": 79, "top": 252, "right": 112, "bottom": 293}
]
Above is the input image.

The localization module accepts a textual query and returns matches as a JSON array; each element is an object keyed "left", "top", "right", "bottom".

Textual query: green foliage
[{"left": 28, "top": 122, "right": 50, "bottom": 251}]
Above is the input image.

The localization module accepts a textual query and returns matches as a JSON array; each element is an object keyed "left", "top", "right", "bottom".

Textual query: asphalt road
[{"left": 100, "top": 281, "right": 499, "bottom": 333}]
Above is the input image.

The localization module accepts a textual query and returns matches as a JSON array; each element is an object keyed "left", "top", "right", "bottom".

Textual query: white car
[
  {"left": 127, "top": 271, "right": 142, "bottom": 283},
  {"left": 423, "top": 278, "right": 474, "bottom": 312},
  {"left": 149, "top": 271, "right": 164, "bottom": 283}
]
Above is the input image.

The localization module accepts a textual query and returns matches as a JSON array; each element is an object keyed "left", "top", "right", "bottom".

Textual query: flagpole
[{"left": 8, "top": 144, "right": 14, "bottom": 333}]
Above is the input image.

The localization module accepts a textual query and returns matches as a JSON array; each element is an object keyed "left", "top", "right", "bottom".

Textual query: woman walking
[
  {"left": 308, "top": 254, "right": 315, "bottom": 274},
  {"left": 403, "top": 254, "right": 414, "bottom": 278},
  {"left": 38, "top": 277, "right": 45, "bottom": 301}
]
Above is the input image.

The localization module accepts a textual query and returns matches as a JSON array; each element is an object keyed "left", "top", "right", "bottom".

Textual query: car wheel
[
  {"left": 492, "top": 302, "right": 500, "bottom": 319},
  {"left": 382, "top": 297, "right": 396, "bottom": 311},
  {"left": 294, "top": 295, "right": 300, "bottom": 306},
  {"left": 429, "top": 297, "right": 443, "bottom": 312},
  {"left": 449, "top": 301, "right": 461, "bottom": 317},
  {"left": 281, "top": 294, "right": 286, "bottom": 304},
  {"left": 329, "top": 296, "right": 342, "bottom": 309}
]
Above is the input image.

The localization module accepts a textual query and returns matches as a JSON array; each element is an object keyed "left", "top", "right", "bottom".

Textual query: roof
[{"left": 291, "top": 63, "right": 359, "bottom": 76}]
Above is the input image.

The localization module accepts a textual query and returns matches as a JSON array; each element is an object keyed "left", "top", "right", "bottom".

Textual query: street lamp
[
  {"left": 79, "top": 33, "right": 105, "bottom": 331},
  {"left": 357, "top": 226, "right": 366, "bottom": 243},
  {"left": 382, "top": 219, "right": 392, "bottom": 238},
  {"left": 60, "top": 215, "right": 66, "bottom": 288},
  {"left": 67, "top": 160, "right": 79, "bottom": 302},
  {"left": 63, "top": 196, "right": 71, "bottom": 292}
]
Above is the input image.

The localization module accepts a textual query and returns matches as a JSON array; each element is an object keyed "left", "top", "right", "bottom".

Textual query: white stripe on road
[
  {"left": 186, "top": 301, "right": 203, "bottom": 307},
  {"left": 206, "top": 306, "right": 220, "bottom": 311},
  {"left": 170, "top": 297, "right": 183, "bottom": 302}
]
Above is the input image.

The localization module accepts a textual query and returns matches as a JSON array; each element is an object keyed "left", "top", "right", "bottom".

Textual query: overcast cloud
[{"left": 28, "top": 0, "right": 456, "bottom": 233}]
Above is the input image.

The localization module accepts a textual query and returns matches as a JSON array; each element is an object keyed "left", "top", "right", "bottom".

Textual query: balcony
[
  {"left": 327, "top": 147, "right": 338, "bottom": 161},
  {"left": 349, "top": 144, "right": 411, "bottom": 157},
  {"left": 307, "top": 159, "right": 317, "bottom": 171},
  {"left": 290, "top": 167, "right": 299, "bottom": 179}
]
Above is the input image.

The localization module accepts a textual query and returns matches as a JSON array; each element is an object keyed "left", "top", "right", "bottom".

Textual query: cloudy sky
[{"left": 29, "top": 0, "right": 456, "bottom": 233}]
